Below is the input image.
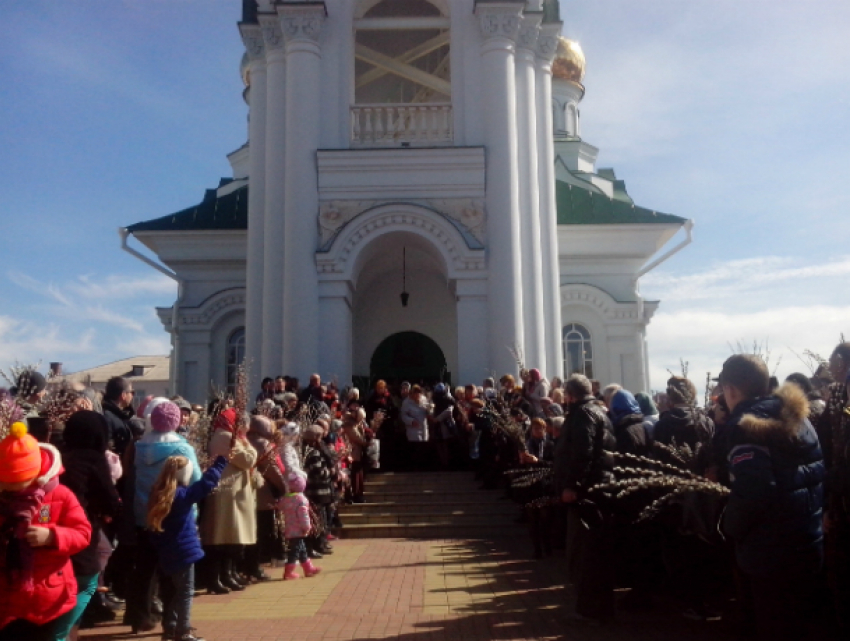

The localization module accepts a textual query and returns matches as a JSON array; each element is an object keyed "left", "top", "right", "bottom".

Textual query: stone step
[
  {"left": 352, "top": 489, "right": 489, "bottom": 503},
  {"left": 364, "top": 471, "right": 475, "bottom": 486},
  {"left": 338, "top": 500, "right": 506, "bottom": 515},
  {"left": 341, "top": 510, "right": 516, "bottom": 526},
  {"left": 340, "top": 521, "right": 525, "bottom": 540}
]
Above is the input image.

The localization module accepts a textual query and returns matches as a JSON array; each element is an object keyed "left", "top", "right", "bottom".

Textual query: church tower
[{"left": 124, "top": 1, "right": 690, "bottom": 399}]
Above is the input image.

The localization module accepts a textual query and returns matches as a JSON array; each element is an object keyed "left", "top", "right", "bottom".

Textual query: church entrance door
[{"left": 369, "top": 331, "right": 448, "bottom": 387}]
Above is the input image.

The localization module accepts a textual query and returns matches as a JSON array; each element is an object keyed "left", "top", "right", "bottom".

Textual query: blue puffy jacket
[
  {"left": 151, "top": 456, "right": 227, "bottom": 575},
  {"left": 134, "top": 434, "right": 202, "bottom": 527},
  {"left": 722, "top": 383, "right": 825, "bottom": 577}
]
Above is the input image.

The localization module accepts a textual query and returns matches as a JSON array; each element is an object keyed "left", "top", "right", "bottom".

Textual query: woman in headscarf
[
  {"left": 245, "top": 415, "right": 286, "bottom": 580},
  {"left": 199, "top": 409, "right": 259, "bottom": 593},
  {"left": 609, "top": 389, "right": 648, "bottom": 457},
  {"left": 523, "top": 369, "right": 551, "bottom": 418}
]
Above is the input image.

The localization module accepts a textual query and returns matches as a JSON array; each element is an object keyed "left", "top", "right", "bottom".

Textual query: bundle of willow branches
[{"left": 589, "top": 450, "right": 729, "bottom": 523}]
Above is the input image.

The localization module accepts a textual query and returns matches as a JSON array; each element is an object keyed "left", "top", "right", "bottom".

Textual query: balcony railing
[{"left": 351, "top": 103, "right": 453, "bottom": 146}]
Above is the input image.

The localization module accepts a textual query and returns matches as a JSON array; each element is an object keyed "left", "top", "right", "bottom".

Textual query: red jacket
[{"left": 0, "top": 445, "right": 92, "bottom": 628}]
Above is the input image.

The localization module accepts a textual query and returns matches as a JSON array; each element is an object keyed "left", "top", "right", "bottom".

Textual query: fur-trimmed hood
[{"left": 736, "top": 383, "right": 810, "bottom": 443}]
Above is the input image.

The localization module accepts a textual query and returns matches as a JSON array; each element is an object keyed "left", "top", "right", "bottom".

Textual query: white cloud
[
  {"left": 65, "top": 273, "right": 176, "bottom": 300},
  {"left": 644, "top": 256, "right": 849, "bottom": 394},
  {"left": 642, "top": 256, "right": 850, "bottom": 304},
  {"left": 2, "top": 270, "right": 173, "bottom": 373},
  {"left": 0, "top": 316, "right": 97, "bottom": 372}
]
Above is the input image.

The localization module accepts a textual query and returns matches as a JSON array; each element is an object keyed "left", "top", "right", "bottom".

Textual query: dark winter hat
[
  {"left": 151, "top": 401, "right": 182, "bottom": 433},
  {"left": 64, "top": 410, "right": 109, "bottom": 452},
  {"left": 14, "top": 370, "right": 46, "bottom": 396},
  {"left": 174, "top": 398, "right": 192, "bottom": 412}
]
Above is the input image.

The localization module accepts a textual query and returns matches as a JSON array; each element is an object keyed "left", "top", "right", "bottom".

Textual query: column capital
[
  {"left": 517, "top": 13, "right": 543, "bottom": 52},
  {"left": 258, "top": 13, "right": 284, "bottom": 52},
  {"left": 475, "top": 2, "right": 525, "bottom": 42},
  {"left": 278, "top": 2, "right": 327, "bottom": 44},
  {"left": 536, "top": 22, "right": 563, "bottom": 63},
  {"left": 239, "top": 23, "right": 265, "bottom": 61}
]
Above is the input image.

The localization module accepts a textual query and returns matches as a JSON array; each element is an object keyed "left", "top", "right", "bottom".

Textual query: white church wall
[{"left": 352, "top": 268, "right": 458, "bottom": 383}]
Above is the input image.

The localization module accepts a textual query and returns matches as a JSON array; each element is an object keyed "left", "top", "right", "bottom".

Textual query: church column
[
  {"left": 456, "top": 279, "right": 490, "bottom": 385},
  {"left": 535, "top": 23, "right": 565, "bottom": 379},
  {"left": 515, "top": 13, "right": 546, "bottom": 374},
  {"left": 258, "top": 12, "right": 286, "bottom": 379},
  {"left": 279, "top": 3, "right": 326, "bottom": 380},
  {"left": 476, "top": 2, "right": 525, "bottom": 377},
  {"left": 239, "top": 23, "right": 267, "bottom": 389},
  {"left": 318, "top": 281, "right": 352, "bottom": 387}
]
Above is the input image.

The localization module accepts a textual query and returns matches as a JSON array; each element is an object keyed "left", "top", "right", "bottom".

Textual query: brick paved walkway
[{"left": 80, "top": 537, "right": 737, "bottom": 641}]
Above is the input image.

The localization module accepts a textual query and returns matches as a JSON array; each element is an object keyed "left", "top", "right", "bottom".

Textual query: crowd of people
[{"left": 1, "top": 340, "right": 849, "bottom": 641}]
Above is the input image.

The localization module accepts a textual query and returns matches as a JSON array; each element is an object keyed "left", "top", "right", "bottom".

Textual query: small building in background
[{"left": 52, "top": 356, "right": 170, "bottom": 407}]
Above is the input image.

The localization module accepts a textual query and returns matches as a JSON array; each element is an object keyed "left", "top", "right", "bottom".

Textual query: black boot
[
  {"left": 220, "top": 555, "right": 245, "bottom": 592},
  {"left": 206, "top": 549, "right": 230, "bottom": 595}
]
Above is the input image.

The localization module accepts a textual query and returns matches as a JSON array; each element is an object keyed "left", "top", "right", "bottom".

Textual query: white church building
[{"left": 122, "top": 0, "right": 690, "bottom": 403}]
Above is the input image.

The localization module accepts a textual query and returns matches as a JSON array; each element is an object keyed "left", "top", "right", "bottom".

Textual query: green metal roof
[
  {"left": 127, "top": 183, "right": 248, "bottom": 233},
  {"left": 556, "top": 180, "right": 685, "bottom": 225},
  {"left": 128, "top": 174, "right": 684, "bottom": 233}
]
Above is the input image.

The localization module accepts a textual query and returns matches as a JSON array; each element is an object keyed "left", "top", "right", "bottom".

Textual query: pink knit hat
[{"left": 150, "top": 401, "right": 182, "bottom": 433}]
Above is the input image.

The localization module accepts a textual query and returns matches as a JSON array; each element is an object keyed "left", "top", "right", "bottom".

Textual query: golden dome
[
  {"left": 240, "top": 51, "right": 251, "bottom": 88},
  {"left": 551, "top": 37, "right": 585, "bottom": 84}
]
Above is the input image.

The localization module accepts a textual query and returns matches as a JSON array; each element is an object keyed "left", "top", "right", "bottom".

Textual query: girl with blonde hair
[{"left": 146, "top": 454, "right": 228, "bottom": 641}]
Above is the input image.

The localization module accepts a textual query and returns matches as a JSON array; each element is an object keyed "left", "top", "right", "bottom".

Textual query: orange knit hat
[{"left": 0, "top": 422, "right": 43, "bottom": 484}]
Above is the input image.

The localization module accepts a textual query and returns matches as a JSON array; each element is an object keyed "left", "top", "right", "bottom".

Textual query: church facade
[{"left": 123, "top": 0, "right": 690, "bottom": 402}]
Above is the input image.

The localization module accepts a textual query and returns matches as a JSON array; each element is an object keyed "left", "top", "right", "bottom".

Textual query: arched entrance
[
  {"left": 315, "top": 203, "right": 488, "bottom": 386},
  {"left": 370, "top": 331, "right": 449, "bottom": 386}
]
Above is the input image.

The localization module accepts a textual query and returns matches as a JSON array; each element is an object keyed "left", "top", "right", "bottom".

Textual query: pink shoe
[
  {"left": 326, "top": 533, "right": 337, "bottom": 541},
  {"left": 283, "top": 563, "right": 299, "bottom": 580},
  {"left": 301, "top": 559, "right": 322, "bottom": 577}
]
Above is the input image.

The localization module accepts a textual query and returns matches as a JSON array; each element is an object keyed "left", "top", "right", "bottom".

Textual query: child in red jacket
[{"left": 0, "top": 423, "right": 91, "bottom": 641}]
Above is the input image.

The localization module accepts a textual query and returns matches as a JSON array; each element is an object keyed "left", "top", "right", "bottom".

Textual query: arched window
[
  {"left": 563, "top": 323, "right": 593, "bottom": 378},
  {"left": 226, "top": 327, "right": 246, "bottom": 393},
  {"left": 566, "top": 102, "right": 579, "bottom": 136}
]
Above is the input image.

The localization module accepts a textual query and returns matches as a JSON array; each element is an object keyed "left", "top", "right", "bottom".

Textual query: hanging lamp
[{"left": 400, "top": 247, "right": 410, "bottom": 307}]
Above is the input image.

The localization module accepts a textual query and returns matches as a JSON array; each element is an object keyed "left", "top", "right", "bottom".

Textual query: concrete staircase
[{"left": 339, "top": 471, "right": 524, "bottom": 539}]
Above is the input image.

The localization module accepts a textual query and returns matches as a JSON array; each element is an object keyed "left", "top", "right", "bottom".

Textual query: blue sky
[{"left": 1, "top": 0, "right": 848, "bottom": 394}]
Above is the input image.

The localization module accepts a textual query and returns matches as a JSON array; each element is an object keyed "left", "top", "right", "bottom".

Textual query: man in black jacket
[
  {"left": 553, "top": 374, "right": 616, "bottom": 624},
  {"left": 720, "top": 354, "right": 825, "bottom": 641},
  {"left": 101, "top": 376, "right": 136, "bottom": 457}
]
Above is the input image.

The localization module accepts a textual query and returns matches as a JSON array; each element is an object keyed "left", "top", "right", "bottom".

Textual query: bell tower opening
[{"left": 352, "top": 0, "right": 452, "bottom": 146}]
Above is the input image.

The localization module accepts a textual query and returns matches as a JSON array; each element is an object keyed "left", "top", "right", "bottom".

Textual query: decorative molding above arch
[
  {"left": 560, "top": 283, "right": 653, "bottom": 323},
  {"left": 316, "top": 203, "right": 486, "bottom": 282},
  {"left": 354, "top": 0, "right": 449, "bottom": 19},
  {"left": 157, "top": 288, "right": 246, "bottom": 332}
]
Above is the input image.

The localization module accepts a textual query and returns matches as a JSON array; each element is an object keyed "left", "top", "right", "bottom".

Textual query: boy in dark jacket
[{"left": 720, "top": 354, "right": 825, "bottom": 641}]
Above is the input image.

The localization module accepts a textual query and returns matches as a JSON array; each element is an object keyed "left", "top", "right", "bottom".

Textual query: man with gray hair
[{"left": 553, "top": 374, "right": 616, "bottom": 623}]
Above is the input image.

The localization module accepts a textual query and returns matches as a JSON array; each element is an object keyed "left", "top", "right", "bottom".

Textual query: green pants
[{"left": 50, "top": 573, "right": 99, "bottom": 641}]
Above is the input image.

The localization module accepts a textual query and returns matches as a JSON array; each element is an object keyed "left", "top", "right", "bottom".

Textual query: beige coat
[{"left": 200, "top": 429, "right": 260, "bottom": 546}]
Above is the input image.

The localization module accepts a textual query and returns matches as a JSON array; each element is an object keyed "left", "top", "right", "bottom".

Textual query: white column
[
  {"left": 476, "top": 2, "right": 525, "bottom": 377},
  {"left": 516, "top": 14, "right": 546, "bottom": 375},
  {"left": 259, "top": 13, "right": 286, "bottom": 378},
  {"left": 536, "top": 23, "right": 565, "bottom": 380},
  {"left": 279, "top": 4, "right": 325, "bottom": 380},
  {"left": 456, "top": 279, "right": 490, "bottom": 384},
  {"left": 239, "top": 24, "right": 267, "bottom": 390},
  {"left": 318, "top": 281, "right": 353, "bottom": 387}
]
